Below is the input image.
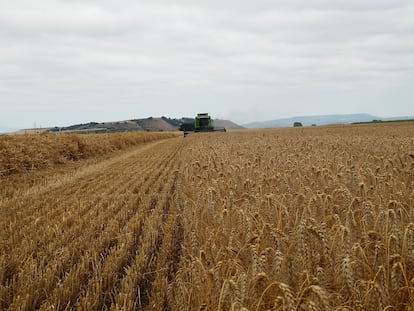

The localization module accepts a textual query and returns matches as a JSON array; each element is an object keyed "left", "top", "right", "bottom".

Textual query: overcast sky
[{"left": 1, "top": 0, "right": 414, "bottom": 129}]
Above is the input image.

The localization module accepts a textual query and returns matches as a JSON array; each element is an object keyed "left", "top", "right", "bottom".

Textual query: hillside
[
  {"left": 49, "top": 116, "right": 243, "bottom": 133},
  {"left": 212, "top": 119, "right": 245, "bottom": 130},
  {"left": 132, "top": 117, "right": 178, "bottom": 131},
  {"left": 243, "top": 113, "right": 414, "bottom": 128}
]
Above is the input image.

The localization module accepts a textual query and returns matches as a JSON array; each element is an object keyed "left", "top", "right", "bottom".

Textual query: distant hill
[
  {"left": 133, "top": 117, "right": 178, "bottom": 131},
  {"left": 0, "top": 127, "right": 18, "bottom": 134},
  {"left": 48, "top": 116, "right": 243, "bottom": 133},
  {"left": 212, "top": 119, "right": 245, "bottom": 130},
  {"left": 243, "top": 114, "right": 414, "bottom": 128}
]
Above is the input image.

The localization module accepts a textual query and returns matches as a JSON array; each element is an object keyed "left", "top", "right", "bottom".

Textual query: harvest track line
[{"left": 0, "top": 137, "right": 184, "bottom": 310}]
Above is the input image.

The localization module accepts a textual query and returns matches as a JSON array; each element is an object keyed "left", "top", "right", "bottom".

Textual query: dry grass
[
  {"left": 0, "top": 131, "right": 179, "bottom": 176},
  {"left": 170, "top": 123, "right": 414, "bottom": 310},
  {"left": 1, "top": 123, "right": 414, "bottom": 310}
]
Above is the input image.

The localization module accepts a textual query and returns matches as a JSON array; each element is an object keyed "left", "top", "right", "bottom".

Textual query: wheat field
[{"left": 1, "top": 123, "right": 414, "bottom": 310}]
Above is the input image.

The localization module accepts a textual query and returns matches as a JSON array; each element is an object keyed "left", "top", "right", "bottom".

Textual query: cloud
[{"left": 0, "top": 0, "right": 413, "bottom": 127}]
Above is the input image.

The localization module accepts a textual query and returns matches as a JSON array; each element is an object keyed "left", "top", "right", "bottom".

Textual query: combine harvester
[
  {"left": 181, "top": 113, "right": 226, "bottom": 136},
  {"left": 194, "top": 113, "right": 226, "bottom": 132}
]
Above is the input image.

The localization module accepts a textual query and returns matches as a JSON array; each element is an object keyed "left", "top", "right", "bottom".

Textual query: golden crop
[
  {"left": 1, "top": 123, "right": 413, "bottom": 310},
  {"left": 0, "top": 131, "right": 179, "bottom": 176}
]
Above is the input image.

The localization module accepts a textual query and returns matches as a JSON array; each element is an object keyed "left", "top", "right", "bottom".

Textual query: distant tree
[{"left": 293, "top": 122, "right": 303, "bottom": 127}]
